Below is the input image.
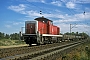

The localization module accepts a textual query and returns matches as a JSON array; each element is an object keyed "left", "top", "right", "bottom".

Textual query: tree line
[
  {"left": 0, "top": 31, "right": 89, "bottom": 40},
  {"left": 64, "top": 32, "right": 89, "bottom": 38},
  {"left": 0, "top": 32, "right": 19, "bottom": 40}
]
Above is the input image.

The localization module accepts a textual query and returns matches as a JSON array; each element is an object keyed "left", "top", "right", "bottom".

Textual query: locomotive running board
[{"left": 42, "top": 34, "right": 63, "bottom": 37}]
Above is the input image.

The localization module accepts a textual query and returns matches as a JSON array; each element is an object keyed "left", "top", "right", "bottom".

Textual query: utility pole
[
  {"left": 70, "top": 24, "right": 77, "bottom": 34},
  {"left": 21, "top": 27, "right": 25, "bottom": 33},
  {"left": 19, "top": 27, "right": 25, "bottom": 40},
  {"left": 70, "top": 24, "right": 71, "bottom": 34}
]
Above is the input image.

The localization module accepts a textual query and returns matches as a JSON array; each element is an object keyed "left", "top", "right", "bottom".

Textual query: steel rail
[{"left": 0, "top": 40, "right": 86, "bottom": 60}]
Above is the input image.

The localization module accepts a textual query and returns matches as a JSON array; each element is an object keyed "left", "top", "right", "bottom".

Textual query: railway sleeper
[{"left": 0, "top": 41, "right": 84, "bottom": 60}]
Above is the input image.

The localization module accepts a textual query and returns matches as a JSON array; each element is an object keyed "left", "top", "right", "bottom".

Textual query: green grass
[
  {"left": 66, "top": 40, "right": 90, "bottom": 60},
  {"left": 0, "top": 39, "right": 25, "bottom": 46}
]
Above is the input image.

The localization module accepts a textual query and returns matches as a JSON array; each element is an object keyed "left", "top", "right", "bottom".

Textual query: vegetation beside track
[
  {"left": 0, "top": 39, "right": 25, "bottom": 46},
  {"left": 56, "top": 40, "right": 90, "bottom": 60}
]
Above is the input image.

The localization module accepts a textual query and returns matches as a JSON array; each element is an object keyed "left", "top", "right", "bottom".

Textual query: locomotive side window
[
  {"left": 44, "top": 20, "right": 48, "bottom": 23},
  {"left": 51, "top": 21, "right": 53, "bottom": 25},
  {"left": 50, "top": 21, "right": 53, "bottom": 25}
]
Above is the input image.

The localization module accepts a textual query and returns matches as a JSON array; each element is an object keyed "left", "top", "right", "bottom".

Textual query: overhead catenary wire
[
  {"left": 26, "top": 1, "right": 57, "bottom": 17},
  {"left": 26, "top": 0, "right": 89, "bottom": 35},
  {"left": 59, "top": 0, "right": 89, "bottom": 35}
]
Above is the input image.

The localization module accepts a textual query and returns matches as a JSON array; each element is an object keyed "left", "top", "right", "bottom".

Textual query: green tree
[
  {"left": 5, "top": 34, "right": 10, "bottom": 39},
  {"left": 10, "top": 33, "right": 19, "bottom": 40},
  {"left": 64, "top": 32, "right": 70, "bottom": 35},
  {"left": 71, "top": 32, "right": 75, "bottom": 35},
  {"left": 60, "top": 33, "right": 63, "bottom": 35},
  {"left": 79, "top": 32, "right": 89, "bottom": 39},
  {"left": 76, "top": 32, "right": 79, "bottom": 35},
  {"left": 0, "top": 32, "right": 5, "bottom": 39}
]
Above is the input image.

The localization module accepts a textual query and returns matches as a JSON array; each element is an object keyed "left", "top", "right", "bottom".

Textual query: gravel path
[{"left": 0, "top": 44, "right": 28, "bottom": 49}]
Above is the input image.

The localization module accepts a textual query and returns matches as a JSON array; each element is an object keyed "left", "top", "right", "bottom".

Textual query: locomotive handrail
[{"left": 42, "top": 34, "right": 63, "bottom": 37}]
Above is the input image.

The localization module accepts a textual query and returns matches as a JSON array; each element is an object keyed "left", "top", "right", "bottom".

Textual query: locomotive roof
[{"left": 34, "top": 16, "right": 53, "bottom": 22}]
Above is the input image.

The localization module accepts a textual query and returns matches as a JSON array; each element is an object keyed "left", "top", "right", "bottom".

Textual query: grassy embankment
[
  {"left": 0, "top": 39, "right": 26, "bottom": 46},
  {"left": 66, "top": 40, "right": 90, "bottom": 60},
  {"left": 56, "top": 39, "right": 90, "bottom": 60}
]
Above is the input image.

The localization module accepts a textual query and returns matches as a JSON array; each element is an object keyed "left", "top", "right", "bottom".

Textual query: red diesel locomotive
[{"left": 22, "top": 16, "right": 62, "bottom": 45}]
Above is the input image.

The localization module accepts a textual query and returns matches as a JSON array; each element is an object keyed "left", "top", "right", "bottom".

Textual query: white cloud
[
  {"left": 85, "top": 8, "right": 90, "bottom": 12},
  {"left": 61, "top": 0, "right": 90, "bottom": 3},
  {"left": 58, "top": 23, "right": 70, "bottom": 33},
  {"left": 71, "top": 24, "right": 90, "bottom": 34},
  {"left": 8, "top": 4, "right": 90, "bottom": 23},
  {"left": 74, "top": 12, "right": 90, "bottom": 20},
  {"left": 25, "top": 10, "right": 41, "bottom": 17},
  {"left": 5, "top": 21, "right": 24, "bottom": 26},
  {"left": 5, "top": 25, "right": 11, "bottom": 28},
  {"left": 41, "top": 0, "right": 45, "bottom": 3},
  {"left": 13, "top": 22, "right": 24, "bottom": 25},
  {"left": 66, "top": 2, "right": 76, "bottom": 9},
  {"left": 51, "top": 1, "right": 62, "bottom": 6},
  {"left": 74, "top": 0, "right": 90, "bottom": 3},
  {"left": 55, "top": 23, "right": 90, "bottom": 35},
  {"left": 27, "top": 0, "right": 45, "bottom": 3},
  {"left": 54, "top": 19, "right": 78, "bottom": 24},
  {"left": 54, "top": 12, "right": 90, "bottom": 24},
  {"left": 8, "top": 4, "right": 26, "bottom": 12},
  {"left": 43, "top": 13, "right": 64, "bottom": 19}
]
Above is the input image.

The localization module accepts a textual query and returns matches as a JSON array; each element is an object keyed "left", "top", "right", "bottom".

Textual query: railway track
[
  {"left": 0, "top": 40, "right": 86, "bottom": 60},
  {"left": 0, "top": 41, "right": 72, "bottom": 58}
]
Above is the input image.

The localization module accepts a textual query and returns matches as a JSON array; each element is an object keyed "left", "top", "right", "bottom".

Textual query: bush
[{"left": 0, "top": 39, "right": 25, "bottom": 46}]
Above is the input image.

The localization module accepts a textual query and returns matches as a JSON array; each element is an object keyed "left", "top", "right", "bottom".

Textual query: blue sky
[{"left": 0, "top": 0, "right": 90, "bottom": 35}]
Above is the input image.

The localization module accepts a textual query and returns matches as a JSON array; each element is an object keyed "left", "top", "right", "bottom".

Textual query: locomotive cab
[{"left": 23, "top": 21, "right": 38, "bottom": 45}]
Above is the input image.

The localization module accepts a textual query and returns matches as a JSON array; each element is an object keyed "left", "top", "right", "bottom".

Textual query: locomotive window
[{"left": 50, "top": 21, "right": 53, "bottom": 25}]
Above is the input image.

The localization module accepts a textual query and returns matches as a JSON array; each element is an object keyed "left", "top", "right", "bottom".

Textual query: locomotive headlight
[{"left": 31, "top": 26, "right": 32, "bottom": 28}]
